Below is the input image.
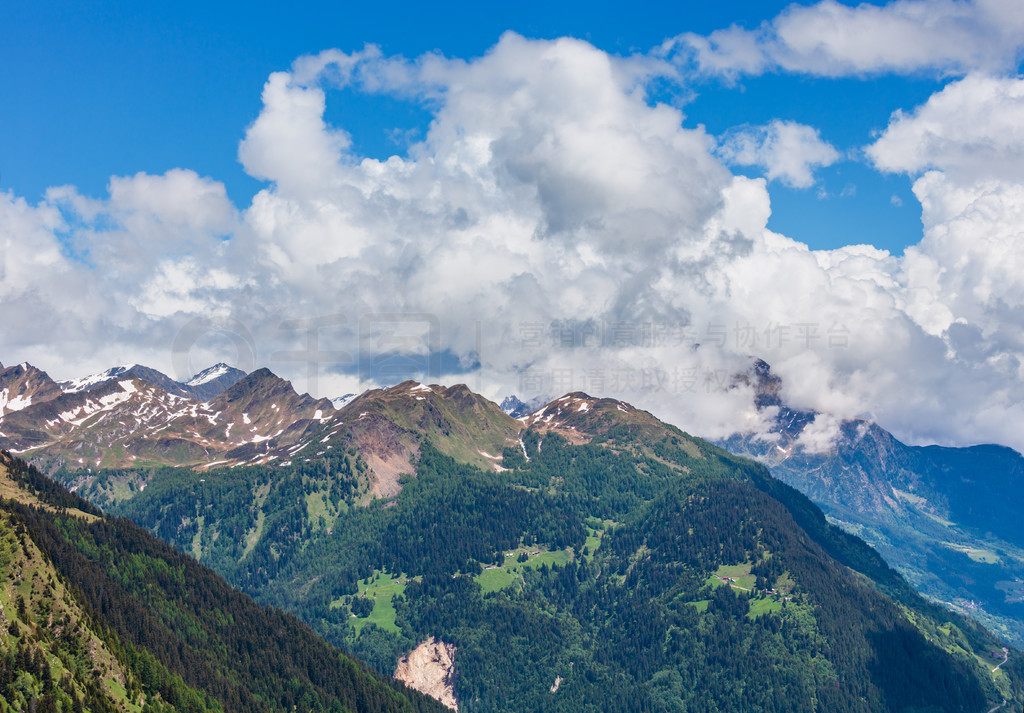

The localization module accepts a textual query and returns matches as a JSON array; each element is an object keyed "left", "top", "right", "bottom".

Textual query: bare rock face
[{"left": 394, "top": 637, "right": 458, "bottom": 711}]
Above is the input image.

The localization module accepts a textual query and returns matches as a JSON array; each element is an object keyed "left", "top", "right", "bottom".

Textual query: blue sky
[
  {"left": 4, "top": 0, "right": 1024, "bottom": 452},
  {"left": 4, "top": 0, "right": 947, "bottom": 252}
]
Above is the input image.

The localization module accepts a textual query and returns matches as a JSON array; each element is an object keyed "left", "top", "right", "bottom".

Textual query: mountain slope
[
  {"left": 720, "top": 370, "right": 1024, "bottom": 647},
  {"left": 0, "top": 449, "right": 446, "bottom": 713},
  {"left": 65, "top": 388, "right": 1023, "bottom": 713},
  {"left": 0, "top": 363, "right": 63, "bottom": 417}
]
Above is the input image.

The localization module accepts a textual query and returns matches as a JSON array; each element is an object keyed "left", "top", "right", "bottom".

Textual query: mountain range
[
  {"left": 4, "top": 358, "right": 1024, "bottom": 711},
  {"left": 4, "top": 357, "right": 1024, "bottom": 651},
  {"left": 0, "top": 363, "right": 336, "bottom": 471}
]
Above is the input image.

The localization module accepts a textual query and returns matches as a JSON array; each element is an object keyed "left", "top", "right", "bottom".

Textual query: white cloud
[
  {"left": 867, "top": 74, "right": 1024, "bottom": 180},
  {"left": 867, "top": 75, "right": 1024, "bottom": 361},
  {"left": 718, "top": 120, "right": 840, "bottom": 188},
  {"left": 6, "top": 34, "right": 1024, "bottom": 454},
  {"left": 672, "top": 0, "right": 1024, "bottom": 78},
  {"left": 796, "top": 412, "right": 844, "bottom": 453}
]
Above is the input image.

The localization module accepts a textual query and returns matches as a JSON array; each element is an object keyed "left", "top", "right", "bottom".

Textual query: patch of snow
[
  {"left": 242, "top": 412, "right": 251, "bottom": 424},
  {"left": 410, "top": 383, "right": 433, "bottom": 393},
  {"left": 577, "top": 402, "right": 589, "bottom": 412},
  {"left": 313, "top": 409, "right": 323, "bottom": 420},
  {"left": 119, "top": 380, "right": 137, "bottom": 394},
  {"left": 519, "top": 438, "right": 531, "bottom": 462},
  {"left": 7, "top": 392, "right": 32, "bottom": 412}
]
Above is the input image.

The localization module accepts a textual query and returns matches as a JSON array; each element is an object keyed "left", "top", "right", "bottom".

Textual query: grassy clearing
[
  {"left": 333, "top": 570, "right": 408, "bottom": 635},
  {"left": 581, "top": 518, "right": 615, "bottom": 561},
  {"left": 477, "top": 567, "right": 517, "bottom": 594},
  {"left": 474, "top": 546, "right": 574, "bottom": 593},
  {"left": 747, "top": 597, "right": 783, "bottom": 618},
  {"left": 707, "top": 563, "right": 756, "bottom": 591},
  {"left": 304, "top": 490, "right": 338, "bottom": 531},
  {"left": 943, "top": 542, "right": 1001, "bottom": 564}
]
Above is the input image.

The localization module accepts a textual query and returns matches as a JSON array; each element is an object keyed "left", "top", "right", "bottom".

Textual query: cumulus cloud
[
  {"left": 867, "top": 74, "right": 1024, "bottom": 180},
  {"left": 718, "top": 120, "right": 840, "bottom": 188},
  {"left": 867, "top": 75, "right": 1024, "bottom": 354},
  {"left": 671, "top": 0, "right": 1024, "bottom": 78},
  {"left": 4, "top": 34, "right": 1024, "bottom": 452}
]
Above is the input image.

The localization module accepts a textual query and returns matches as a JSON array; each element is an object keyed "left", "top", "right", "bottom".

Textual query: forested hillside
[{"left": 0, "top": 450, "right": 446, "bottom": 713}]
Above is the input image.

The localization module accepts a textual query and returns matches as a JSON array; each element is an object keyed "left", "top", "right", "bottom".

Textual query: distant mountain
[
  {"left": 0, "top": 449, "right": 446, "bottom": 713},
  {"left": 498, "top": 394, "right": 548, "bottom": 418},
  {"left": 185, "top": 362, "right": 247, "bottom": 401},
  {"left": 0, "top": 366, "right": 334, "bottom": 470},
  {"left": 62, "top": 384, "right": 1023, "bottom": 713},
  {"left": 59, "top": 362, "right": 245, "bottom": 401},
  {"left": 0, "top": 362, "right": 63, "bottom": 416},
  {"left": 58, "top": 364, "right": 192, "bottom": 398},
  {"left": 719, "top": 360, "right": 1024, "bottom": 646}
]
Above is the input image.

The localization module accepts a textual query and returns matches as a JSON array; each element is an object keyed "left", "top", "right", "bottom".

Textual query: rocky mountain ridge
[{"left": 720, "top": 360, "right": 1024, "bottom": 646}]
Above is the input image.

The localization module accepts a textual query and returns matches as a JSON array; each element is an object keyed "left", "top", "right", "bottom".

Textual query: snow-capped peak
[
  {"left": 187, "top": 363, "right": 234, "bottom": 387},
  {"left": 59, "top": 365, "right": 136, "bottom": 394},
  {"left": 332, "top": 393, "right": 357, "bottom": 410}
]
